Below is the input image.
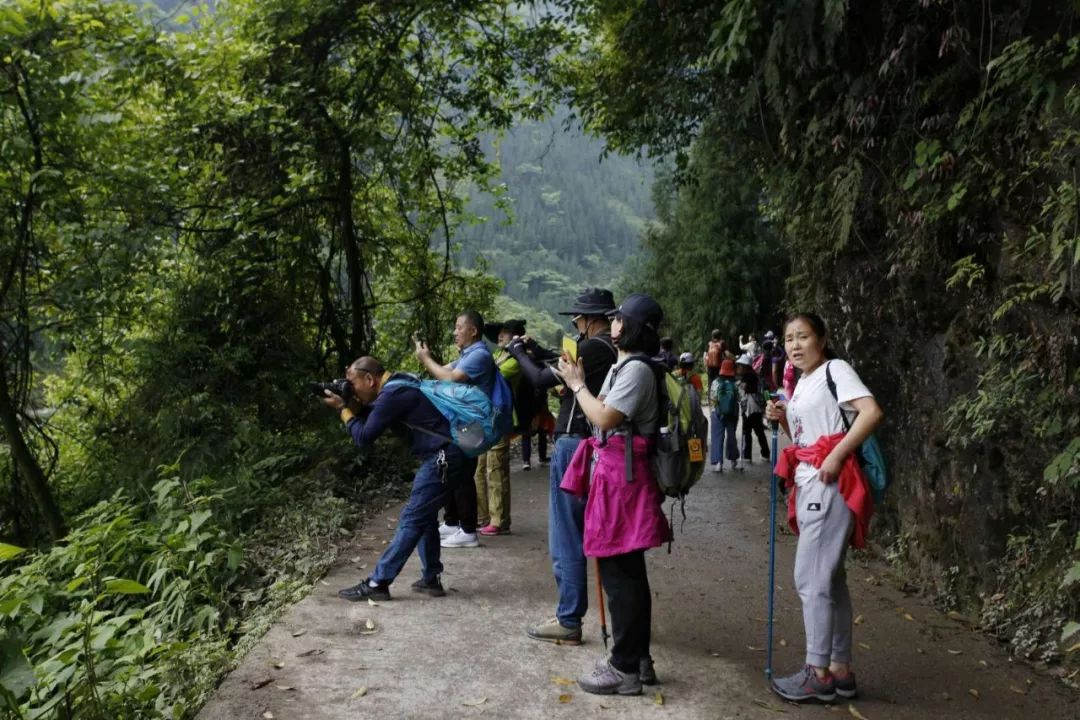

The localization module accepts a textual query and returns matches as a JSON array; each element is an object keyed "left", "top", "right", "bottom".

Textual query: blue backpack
[
  {"left": 384, "top": 374, "right": 512, "bottom": 457},
  {"left": 825, "top": 361, "right": 888, "bottom": 503}
]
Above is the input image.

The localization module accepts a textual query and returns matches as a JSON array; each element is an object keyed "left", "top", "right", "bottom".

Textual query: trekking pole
[
  {"left": 766, "top": 397, "right": 781, "bottom": 680},
  {"left": 594, "top": 558, "right": 609, "bottom": 649}
]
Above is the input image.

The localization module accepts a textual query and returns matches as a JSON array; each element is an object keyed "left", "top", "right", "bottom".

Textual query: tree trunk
[
  {"left": 0, "top": 367, "right": 64, "bottom": 541},
  {"left": 336, "top": 139, "right": 371, "bottom": 361}
]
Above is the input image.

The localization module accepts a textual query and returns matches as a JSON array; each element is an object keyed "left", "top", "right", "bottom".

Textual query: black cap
[
  {"left": 483, "top": 319, "right": 527, "bottom": 343},
  {"left": 606, "top": 293, "right": 663, "bottom": 331},
  {"left": 558, "top": 288, "right": 616, "bottom": 316}
]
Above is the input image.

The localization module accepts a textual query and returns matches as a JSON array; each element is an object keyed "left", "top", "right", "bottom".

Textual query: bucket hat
[{"left": 558, "top": 288, "right": 616, "bottom": 317}]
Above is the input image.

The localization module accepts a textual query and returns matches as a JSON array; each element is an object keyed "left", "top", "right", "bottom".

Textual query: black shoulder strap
[
  {"left": 825, "top": 361, "right": 853, "bottom": 432},
  {"left": 590, "top": 334, "right": 618, "bottom": 363}
]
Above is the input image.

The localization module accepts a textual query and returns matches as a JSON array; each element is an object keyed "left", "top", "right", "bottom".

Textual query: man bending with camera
[{"left": 322, "top": 356, "right": 466, "bottom": 601}]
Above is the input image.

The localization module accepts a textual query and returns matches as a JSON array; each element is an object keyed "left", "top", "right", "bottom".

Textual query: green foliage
[
  {"left": 1, "top": 0, "right": 573, "bottom": 715},
  {"left": 0, "top": 478, "right": 241, "bottom": 718},
  {"left": 621, "top": 120, "right": 787, "bottom": 349}
]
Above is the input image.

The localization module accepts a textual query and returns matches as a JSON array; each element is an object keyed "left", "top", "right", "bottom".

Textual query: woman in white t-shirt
[{"left": 764, "top": 313, "right": 883, "bottom": 704}]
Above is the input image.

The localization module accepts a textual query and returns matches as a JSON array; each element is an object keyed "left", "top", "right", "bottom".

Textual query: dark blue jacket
[{"left": 344, "top": 373, "right": 451, "bottom": 460}]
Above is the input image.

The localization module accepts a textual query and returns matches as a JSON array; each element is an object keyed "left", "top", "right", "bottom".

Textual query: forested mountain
[{"left": 455, "top": 110, "right": 653, "bottom": 332}]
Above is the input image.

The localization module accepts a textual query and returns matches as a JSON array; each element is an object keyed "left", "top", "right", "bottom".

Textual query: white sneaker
[
  {"left": 441, "top": 528, "right": 479, "bottom": 548},
  {"left": 438, "top": 522, "right": 459, "bottom": 538}
]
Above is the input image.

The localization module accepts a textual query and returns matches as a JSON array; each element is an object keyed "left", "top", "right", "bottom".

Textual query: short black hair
[
  {"left": 616, "top": 315, "right": 660, "bottom": 356},
  {"left": 659, "top": 336, "right": 673, "bottom": 350},
  {"left": 458, "top": 310, "right": 484, "bottom": 338},
  {"left": 711, "top": 329, "right": 722, "bottom": 341}
]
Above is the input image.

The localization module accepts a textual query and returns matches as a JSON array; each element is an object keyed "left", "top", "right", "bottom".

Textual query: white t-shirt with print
[{"left": 786, "top": 359, "right": 872, "bottom": 487}]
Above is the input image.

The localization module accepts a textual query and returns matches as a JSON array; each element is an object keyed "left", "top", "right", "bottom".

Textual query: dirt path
[{"left": 199, "top": 453, "right": 1077, "bottom": 719}]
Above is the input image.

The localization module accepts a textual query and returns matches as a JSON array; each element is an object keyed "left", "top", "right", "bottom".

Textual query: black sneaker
[
  {"left": 640, "top": 656, "right": 658, "bottom": 685},
  {"left": 411, "top": 576, "right": 446, "bottom": 597},
  {"left": 338, "top": 579, "right": 391, "bottom": 602}
]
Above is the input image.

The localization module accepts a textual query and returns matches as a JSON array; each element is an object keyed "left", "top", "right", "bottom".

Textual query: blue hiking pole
[{"left": 765, "top": 392, "right": 783, "bottom": 680}]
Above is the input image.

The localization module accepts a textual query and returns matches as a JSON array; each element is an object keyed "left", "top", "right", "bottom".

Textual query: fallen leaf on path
[
  {"left": 275, "top": 685, "right": 295, "bottom": 691},
  {"left": 968, "top": 689, "right": 980, "bottom": 699},
  {"left": 947, "top": 610, "right": 972, "bottom": 624},
  {"left": 978, "top": 660, "right": 988, "bottom": 668},
  {"left": 654, "top": 691, "right": 664, "bottom": 706},
  {"left": 1009, "top": 685, "right": 1027, "bottom": 695},
  {"left": 365, "top": 618, "right": 376, "bottom": 630},
  {"left": 262, "top": 712, "right": 274, "bottom": 720},
  {"left": 858, "top": 642, "right": 871, "bottom": 650},
  {"left": 552, "top": 677, "right": 575, "bottom": 685},
  {"left": 916, "top": 647, "right": 925, "bottom": 654},
  {"left": 779, "top": 639, "right": 787, "bottom": 647},
  {"left": 367, "top": 598, "right": 379, "bottom": 607},
  {"left": 903, "top": 613, "right": 916, "bottom": 621},
  {"left": 710, "top": 652, "right": 721, "bottom": 657},
  {"left": 747, "top": 645, "right": 761, "bottom": 651},
  {"left": 461, "top": 697, "right": 487, "bottom": 707},
  {"left": 853, "top": 615, "right": 864, "bottom": 625},
  {"left": 351, "top": 686, "right": 368, "bottom": 699},
  {"left": 270, "top": 660, "right": 284, "bottom": 669},
  {"left": 847, "top": 704, "right": 870, "bottom": 720},
  {"left": 251, "top": 677, "right": 274, "bottom": 690},
  {"left": 751, "top": 699, "right": 788, "bottom": 713},
  {"left": 947, "top": 649, "right": 963, "bottom": 655},
  {"left": 296, "top": 648, "right": 324, "bottom": 657},
  {"left": 558, "top": 694, "right": 572, "bottom": 704},
  {"left": 291, "top": 629, "right": 307, "bottom": 637},
  {"left": 320, "top": 580, "right": 329, "bottom": 586}
]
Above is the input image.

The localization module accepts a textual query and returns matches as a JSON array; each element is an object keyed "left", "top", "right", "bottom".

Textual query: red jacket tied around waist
[
  {"left": 773, "top": 432, "right": 874, "bottom": 549},
  {"left": 560, "top": 435, "right": 672, "bottom": 558}
]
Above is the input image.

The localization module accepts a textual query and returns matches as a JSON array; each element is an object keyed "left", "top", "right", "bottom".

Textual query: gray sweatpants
[{"left": 793, "top": 478, "right": 855, "bottom": 668}]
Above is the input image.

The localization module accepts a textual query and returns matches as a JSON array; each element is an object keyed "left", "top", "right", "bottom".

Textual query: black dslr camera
[{"left": 309, "top": 379, "right": 352, "bottom": 403}]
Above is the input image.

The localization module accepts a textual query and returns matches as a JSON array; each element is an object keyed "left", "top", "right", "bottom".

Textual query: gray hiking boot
[
  {"left": 578, "top": 659, "right": 642, "bottom": 696},
  {"left": 770, "top": 665, "right": 836, "bottom": 703},
  {"left": 526, "top": 617, "right": 582, "bottom": 645},
  {"left": 640, "top": 656, "right": 658, "bottom": 685}
]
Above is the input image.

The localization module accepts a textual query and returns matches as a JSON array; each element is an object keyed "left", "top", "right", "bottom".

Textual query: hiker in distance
[
  {"left": 557, "top": 292, "right": 672, "bottom": 697},
  {"left": 415, "top": 310, "right": 497, "bottom": 549},
  {"left": 505, "top": 288, "right": 618, "bottom": 646},
  {"left": 321, "top": 357, "right": 465, "bottom": 601},
  {"left": 765, "top": 313, "right": 883, "bottom": 703}
]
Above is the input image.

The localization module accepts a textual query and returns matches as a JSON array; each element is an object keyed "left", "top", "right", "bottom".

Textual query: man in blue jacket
[{"left": 322, "top": 356, "right": 466, "bottom": 601}]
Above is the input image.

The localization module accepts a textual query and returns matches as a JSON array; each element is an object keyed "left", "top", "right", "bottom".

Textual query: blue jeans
[
  {"left": 710, "top": 411, "right": 739, "bottom": 465},
  {"left": 549, "top": 435, "right": 588, "bottom": 628},
  {"left": 371, "top": 447, "right": 463, "bottom": 586}
]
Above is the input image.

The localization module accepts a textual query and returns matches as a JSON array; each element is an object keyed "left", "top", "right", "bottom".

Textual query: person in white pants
[{"left": 765, "top": 313, "right": 883, "bottom": 704}]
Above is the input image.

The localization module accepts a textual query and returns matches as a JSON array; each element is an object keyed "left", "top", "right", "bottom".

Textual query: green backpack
[
  {"left": 609, "top": 357, "right": 708, "bottom": 499},
  {"left": 712, "top": 377, "right": 738, "bottom": 419}
]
